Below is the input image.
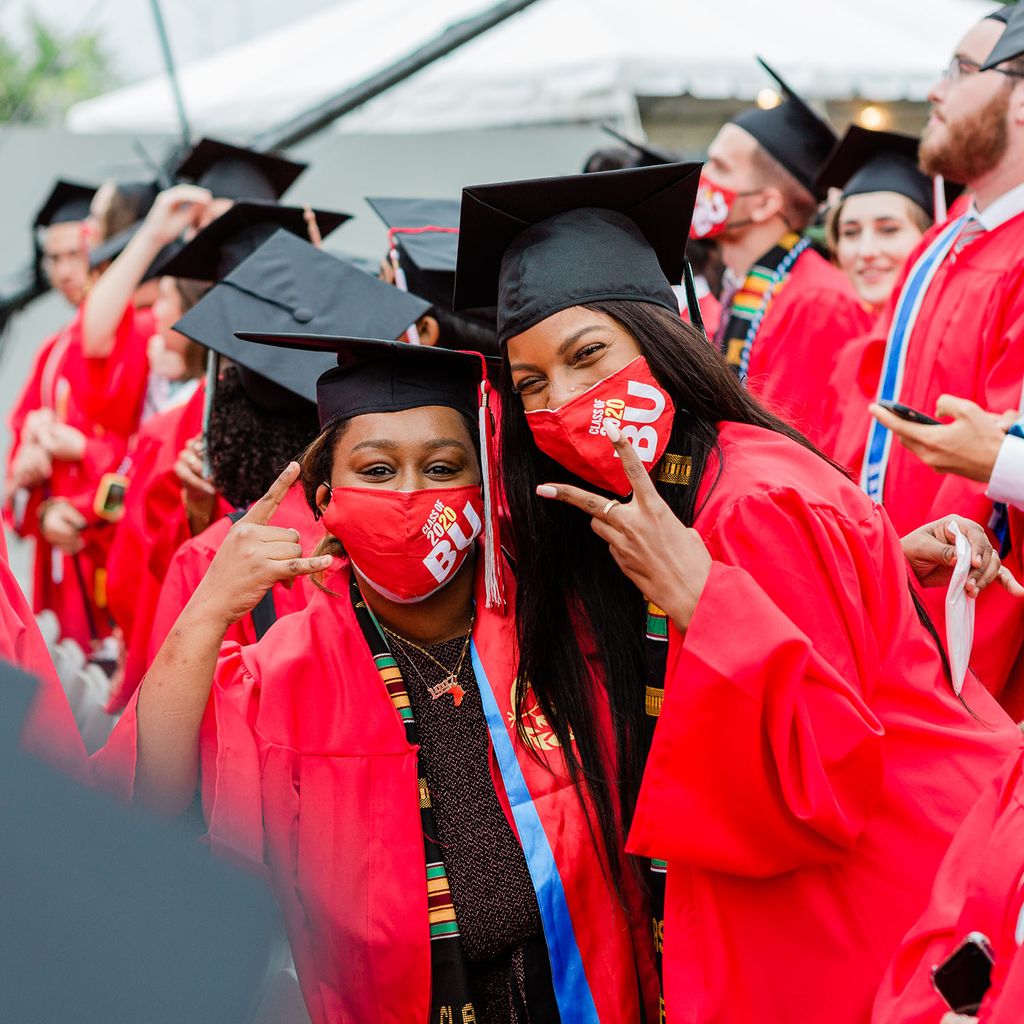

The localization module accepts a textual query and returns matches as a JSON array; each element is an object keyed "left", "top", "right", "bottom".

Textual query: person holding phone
[
  {"left": 451, "top": 161, "right": 1022, "bottom": 1024},
  {"left": 830, "top": 5, "right": 1024, "bottom": 707}
]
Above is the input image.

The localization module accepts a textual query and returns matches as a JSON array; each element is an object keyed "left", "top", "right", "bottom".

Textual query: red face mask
[
  {"left": 323, "top": 484, "right": 483, "bottom": 603},
  {"left": 689, "top": 174, "right": 740, "bottom": 239},
  {"left": 525, "top": 356, "right": 676, "bottom": 496}
]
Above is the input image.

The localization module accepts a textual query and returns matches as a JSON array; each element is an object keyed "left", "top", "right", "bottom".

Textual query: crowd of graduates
[{"left": 5, "top": 4, "right": 1024, "bottom": 1023}]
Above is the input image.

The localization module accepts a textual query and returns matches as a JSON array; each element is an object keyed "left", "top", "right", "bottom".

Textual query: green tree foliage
[{"left": 0, "top": 15, "right": 118, "bottom": 123}]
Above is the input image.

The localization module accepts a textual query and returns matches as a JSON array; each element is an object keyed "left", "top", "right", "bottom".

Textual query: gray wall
[{"left": 0, "top": 123, "right": 608, "bottom": 581}]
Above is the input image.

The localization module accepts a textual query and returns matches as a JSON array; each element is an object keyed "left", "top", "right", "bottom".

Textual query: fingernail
[
  {"left": 603, "top": 419, "right": 621, "bottom": 442},
  {"left": 536, "top": 485, "right": 557, "bottom": 498},
  {"left": 315, "top": 556, "right": 333, "bottom": 567}
]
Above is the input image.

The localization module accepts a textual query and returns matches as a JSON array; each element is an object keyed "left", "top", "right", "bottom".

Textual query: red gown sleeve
[
  {"left": 0, "top": 555, "right": 86, "bottom": 777},
  {"left": 629, "top": 490, "right": 886, "bottom": 877},
  {"left": 92, "top": 640, "right": 262, "bottom": 868},
  {"left": 205, "top": 643, "right": 265, "bottom": 865},
  {"left": 872, "top": 747, "right": 1024, "bottom": 1024},
  {"left": 69, "top": 301, "right": 152, "bottom": 439}
]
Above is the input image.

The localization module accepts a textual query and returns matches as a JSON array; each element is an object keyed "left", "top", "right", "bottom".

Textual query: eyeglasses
[{"left": 943, "top": 56, "right": 1024, "bottom": 84}]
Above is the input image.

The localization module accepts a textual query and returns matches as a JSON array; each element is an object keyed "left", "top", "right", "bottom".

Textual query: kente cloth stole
[
  {"left": 350, "top": 578, "right": 478, "bottom": 1023},
  {"left": 640, "top": 449, "right": 693, "bottom": 1024},
  {"left": 720, "top": 232, "right": 810, "bottom": 381}
]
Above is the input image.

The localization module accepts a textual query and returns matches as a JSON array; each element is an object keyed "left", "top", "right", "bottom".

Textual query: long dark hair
[{"left": 498, "top": 299, "right": 948, "bottom": 888}]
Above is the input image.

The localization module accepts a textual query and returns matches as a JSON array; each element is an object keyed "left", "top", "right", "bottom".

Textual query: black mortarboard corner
[
  {"left": 600, "top": 124, "right": 679, "bottom": 166},
  {"left": 365, "top": 197, "right": 500, "bottom": 349},
  {"left": 982, "top": 2, "right": 1024, "bottom": 68},
  {"left": 731, "top": 57, "right": 838, "bottom": 194},
  {"left": 452, "top": 162, "right": 701, "bottom": 346},
  {"left": 156, "top": 200, "right": 351, "bottom": 282},
  {"left": 816, "top": 125, "right": 962, "bottom": 215},
  {"left": 366, "top": 196, "right": 460, "bottom": 309},
  {"left": 174, "top": 137, "right": 306, "bottom": 201},
  {"left": 986, "top": 5, "right": 1015, "bottom": 26},
  {"left": 0, "top": 659, "right": 276, "bottom": 1024},
  {"left": 34, "top": 180, "right": 96, "bottom": 229},
  {"left": 236, "top": 332, "right": 506, "bottom": 608},
  {"left": 176, "top": 229, "right": 430, "bottom": 414}
]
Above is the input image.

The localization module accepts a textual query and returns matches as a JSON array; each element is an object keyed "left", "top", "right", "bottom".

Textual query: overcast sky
[{"left": 3, "top": 0, "right": 340, "bottom": 84}]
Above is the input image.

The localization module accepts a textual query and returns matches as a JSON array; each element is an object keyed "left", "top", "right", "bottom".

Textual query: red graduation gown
[
  {"left": 744, "top": 248, "right": 872, "bottom": 448},
  {"left": 4, "top": 318, "right": 126, "bottom": 649},
  {"left": 627, "top": 421, "right": 1021, "bottom": 1024},
  {"left": 834, "top": 212, "right": 1024, "bottom": 709},
  {"left": 95, "top": 563, "right": 657, "bottom": 1024},
  {"left": 68, "top": 298, "right": 154, "bottom": 442},
  {"left": 873, "top": 741, "right": 1024, "bottom": 1024},
  {"left": 820, "top": 327, "right": 882, "bottom": 477},
  {"left": 104, "top": 385, "right": 205, "bottom": 644},
  {"left": 0, "top": 530, "right": 86, "bottom": 777}
]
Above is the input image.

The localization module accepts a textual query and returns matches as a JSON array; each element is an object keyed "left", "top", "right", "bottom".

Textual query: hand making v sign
[{"left": 536, "top": 419, "right": 711, "bottom": 632}]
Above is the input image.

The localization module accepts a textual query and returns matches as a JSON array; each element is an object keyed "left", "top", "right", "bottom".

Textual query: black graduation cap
[
  {"left": 156, "top": 200, "right": 351, "bottom": 282},
  {"left": 0, "top": 660, "right": 276, "bottom": 1024},
  {"left": 175, "top": 229, "right": 430, "bottom": 411},
  {"left": 365, "top": 196, "right": 460, "bottom": 306},
  {"left": 33, "top": 180, "right": 96, "bottom": 229},
  {"left": 234, "top": 332, "right": 493, "bottom": 428},
  {"left": 816, "top": 125, "right": 960, "bottom": 214},
  {"left": 982, "top": 2, "right": 1024, "bottom": 67},
  {"left": 451, "top": 162, "right": 701, "bottom": 346},
  {"left": 174, "top": 137, "right": 306, "bottom": 201},
  {"left": 732, "top": 57, "right": 838, "bottom": 194},
  {"left": 600, "top": 124, "right": 678, "bottom": 166},
  {"left": 365, "top": 197, "right": 500, "bottom": 341}
]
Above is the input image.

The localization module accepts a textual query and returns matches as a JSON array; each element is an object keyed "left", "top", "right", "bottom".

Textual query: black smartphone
[
  {"left": 877, "top": 399, "right": 941, "bottom": 426},
  {"left": 931, "top": 931, "right": 994, "bottom": 1015}
]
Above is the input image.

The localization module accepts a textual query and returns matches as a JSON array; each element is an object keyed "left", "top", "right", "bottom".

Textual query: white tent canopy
[{"left": 67, "top": 0, "right": 997, "bottom": 136}]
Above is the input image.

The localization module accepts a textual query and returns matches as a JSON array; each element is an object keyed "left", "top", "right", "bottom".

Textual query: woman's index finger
[{"left": 240, "top": 462, "right": 300, "bottom": 526}]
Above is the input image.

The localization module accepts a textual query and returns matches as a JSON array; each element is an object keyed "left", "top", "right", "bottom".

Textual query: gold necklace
[{"left": 380, "top": 616, "right": 475, "bottom": 707}]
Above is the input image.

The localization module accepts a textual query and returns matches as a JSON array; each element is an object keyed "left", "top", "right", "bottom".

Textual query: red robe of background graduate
[
  {"left": 626, "top": 421, "right": 1021, "bottom": 1024},
  {"left": 5, "top": 317, "right": 128, "bottom": 649},
  {"left": 743, "top": 248, "right": 871, "bottom": 447},
  {"left": 873, "top": 740, "right": 1024, "bottom": 1024},
  {"left": 95, "top": 563, "right": 659, "bottom": 1024},
  {"left": 104, "top": 384, "right": 205, "bottom": 644},
  {"left": 832, "top": 211, "right": 1024, "bottom": 710}
]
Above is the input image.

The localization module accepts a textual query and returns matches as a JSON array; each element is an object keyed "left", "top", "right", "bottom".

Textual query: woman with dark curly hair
[{"left": 451, "top": 162, "right": 1022, "bottom": 1024}]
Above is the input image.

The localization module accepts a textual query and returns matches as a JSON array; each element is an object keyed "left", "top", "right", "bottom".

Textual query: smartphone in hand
[
  {"left": 877, "top": 399, "right": 941, "bottom": 426},
  {"left": 931, "top": 931, "right": 994, "bottom": 1015}
]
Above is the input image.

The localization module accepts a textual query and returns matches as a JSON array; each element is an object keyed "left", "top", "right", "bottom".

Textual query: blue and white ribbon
[
  {"left": 861, "top": 215, "right": 967, "bottom": 501},
  {"left": 471, "top": 644, "right": 600, "bottom": 1024}
]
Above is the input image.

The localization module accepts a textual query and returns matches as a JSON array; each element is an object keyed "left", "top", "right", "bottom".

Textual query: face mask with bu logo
[
  {"left": 323, "top": 484, "right": 483, "bottom": 603},
  {"left": 525, "top": 356, "right": 675, "bottom": 496}
]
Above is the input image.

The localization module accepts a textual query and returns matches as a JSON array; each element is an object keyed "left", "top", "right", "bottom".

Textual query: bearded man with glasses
[{"left": 832, "top": 3, "right": 1024, "bottom": 715}]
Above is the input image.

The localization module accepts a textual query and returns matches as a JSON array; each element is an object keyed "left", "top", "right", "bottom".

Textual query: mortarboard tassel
[
  {"left": 682, "top": 259, "right": 707, "bottom": 339},
  {"left": 386, "top": 226, "right": 459, "bottom": 347},
  {"left": 200, "top": 350, "right": 218, "bottom": 478},
  {"left": 469, "top": 353, "right": 506, "bottom": 610}
]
